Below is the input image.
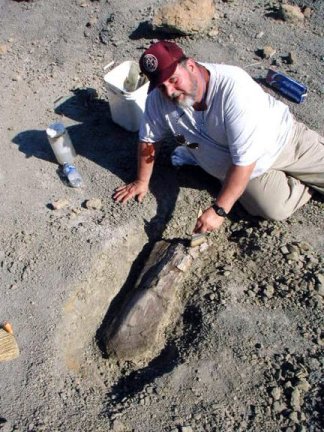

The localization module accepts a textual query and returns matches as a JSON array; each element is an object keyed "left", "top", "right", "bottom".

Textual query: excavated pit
[{"left": 56, "top": 223, "right": 151, "bottom": 373}]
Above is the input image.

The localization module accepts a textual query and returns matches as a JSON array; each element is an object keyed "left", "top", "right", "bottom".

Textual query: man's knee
[
  {"left": 241, "top": 174, "right": 312, "bottom": 221},
  {"left": 258, "top": 206, "right": 293, "bottom": 221},
  {"left": 239, "top": 196, "right": 294, "bottom": 221}
]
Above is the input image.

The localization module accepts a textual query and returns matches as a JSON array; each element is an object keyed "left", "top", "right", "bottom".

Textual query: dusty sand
[{"left": 0, "top": 1, "right": 323, "bottom": 431}]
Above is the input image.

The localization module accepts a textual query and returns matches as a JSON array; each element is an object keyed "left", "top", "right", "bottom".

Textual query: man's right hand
[{"left": 113, "top": 180, "right": 149, "bottom": 203}]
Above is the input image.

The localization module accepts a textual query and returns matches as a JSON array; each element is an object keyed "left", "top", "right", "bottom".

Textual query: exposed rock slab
[
  {"left": 152, "top": 0, "right": 217, "bottom": 35},
  {"left": 103, "top": 240, "right": 193, "bottom": 366}
]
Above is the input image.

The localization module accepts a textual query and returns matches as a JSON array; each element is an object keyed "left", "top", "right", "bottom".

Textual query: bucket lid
[{"left": 46, "top": 122, "right": 65, "bottom": 138}]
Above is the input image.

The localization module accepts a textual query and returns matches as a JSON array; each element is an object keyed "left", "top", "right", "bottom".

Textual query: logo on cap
[{"left": 143, "top": 54, "right": 158, "bottom": 73}]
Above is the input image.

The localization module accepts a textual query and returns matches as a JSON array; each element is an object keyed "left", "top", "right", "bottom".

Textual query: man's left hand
[{"left": 193, "top": 207, "right": 225, "bottom": 233}]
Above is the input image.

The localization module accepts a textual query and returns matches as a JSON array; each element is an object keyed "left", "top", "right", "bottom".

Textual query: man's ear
[{"left": 185, "top": 58, "right": 196, "bottom": 72}]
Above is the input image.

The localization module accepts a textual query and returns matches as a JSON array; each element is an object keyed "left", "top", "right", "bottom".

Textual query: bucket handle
[{"left": 103, "top": 60, "right": 115, "bottom": 71}]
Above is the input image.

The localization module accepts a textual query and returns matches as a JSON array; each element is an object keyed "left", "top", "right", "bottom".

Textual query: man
[{"left": 113, "top": 41, "right": 324, "bottom": 233}]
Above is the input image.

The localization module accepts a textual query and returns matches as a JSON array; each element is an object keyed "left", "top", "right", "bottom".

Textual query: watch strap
[{"left": 211, "top": 203, "right": 228, "bottom": 218}]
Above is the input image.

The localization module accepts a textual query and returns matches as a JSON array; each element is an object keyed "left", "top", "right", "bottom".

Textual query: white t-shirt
[{"left": 139, "top": 63, "right": 293, "bottom": 180}]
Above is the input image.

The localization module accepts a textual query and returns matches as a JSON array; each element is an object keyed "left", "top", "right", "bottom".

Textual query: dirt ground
[{"left": 0, "top": 0, "right": 323, "bottom": 431}]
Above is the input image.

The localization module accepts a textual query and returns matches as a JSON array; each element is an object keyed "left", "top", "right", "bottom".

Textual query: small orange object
[{"left": 2, "top": 321, "right": 13, "bottom": 335}]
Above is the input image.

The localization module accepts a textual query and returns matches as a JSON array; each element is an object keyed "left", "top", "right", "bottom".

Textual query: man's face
[{"left": 158, "top": 61, "right": 199, "bottom": 108}]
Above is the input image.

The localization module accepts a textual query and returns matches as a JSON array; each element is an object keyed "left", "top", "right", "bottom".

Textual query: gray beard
[{"left": 176, "top": 95, "right": 196, "bottom": 108}]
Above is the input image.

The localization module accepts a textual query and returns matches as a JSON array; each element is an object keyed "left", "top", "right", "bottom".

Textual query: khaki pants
[{"left": 239, "top": 120, "right": 324, "bottom": 220}]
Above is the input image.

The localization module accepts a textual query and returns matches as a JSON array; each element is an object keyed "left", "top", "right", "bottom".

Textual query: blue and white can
[{"left": 266, "top": 70, "right": 307, "bottom": 103}]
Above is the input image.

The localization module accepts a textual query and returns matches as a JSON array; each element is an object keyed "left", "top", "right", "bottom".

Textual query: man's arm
[
  {"left": 113, "top": 141, "right": 156, "bottom": 203},
  {"left": 194, "top": 162, "right": 256, "bottom": 233}
]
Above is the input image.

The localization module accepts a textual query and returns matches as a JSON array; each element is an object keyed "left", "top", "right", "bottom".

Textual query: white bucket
[{"left": 104, "top": 61, "right": 149, "bottom": 132}]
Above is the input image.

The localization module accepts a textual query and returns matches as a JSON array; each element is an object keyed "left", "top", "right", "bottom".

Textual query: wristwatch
[{"left": 211, "top": 203, "right": 228, "bottom": 218}]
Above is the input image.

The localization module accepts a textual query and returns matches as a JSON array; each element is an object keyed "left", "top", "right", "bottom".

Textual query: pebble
[
  {"left": 12, "top": 75, "right": 22, "bottom": 82},
  {"left": 272, "top": 401, "right": 286, "bottom": 414},
  {"left": 85, "top": 198, "right": 103, "bottom": 210},
  {"left": 280, "top": 246, "right": 289, "bottom": 255},
  {"left": 0, "top": 44, "right": 8, "bottom": 55},
  {"left": 176, "top": 255, "right": 192, "bottom": 272},
  {"left": 180, "top": 427, "right": 193, "bottom": 432},
  {"left": 286, "top": 252, "right": 299, "bottom": 261},
  {"left": 262, "top": 46, "right": 276, "bottom": 59},
  {"left": 86, "top": 17, "right": 98, "bottom": 27},
  {"left": 315, "top": 274, "right": 324, "bottom": 297},
  {"left": 51, "top": 198, "right": 69, "bottom": 210},
  {"left": 264, "top": 284, "right": 275, "bottom": 299},
  {"left": 289, "top": 411, "right": 299, "bottom": 423},
  {"left": 290, "top": 388, "right": 301, "bottom": 411},
  {"left": 112, "top": 419, "right": 125, "bottom": 432},
  {"left": 297, "top": 241, "right": 311, "bottom": 252},
  {"left": 199, "top": 242, "right": 209, "bottom": 252},
  {"left": 208, "top": 29, "right": 219, "bottom": 38},
  {"left": 271, "top": 386, "right": 282, "bottom": 401},
  {"left": 288, "top": 243, "right": 300, "bottom": 253},
  {"left": 287, "top": 51, "right": 297, "bottom": 65},
  {"left": 303, "top": 7, "right": 312, "bottom": 19},
  {"left": 296, "top": 379, "right": 311, "bottom": 392}
]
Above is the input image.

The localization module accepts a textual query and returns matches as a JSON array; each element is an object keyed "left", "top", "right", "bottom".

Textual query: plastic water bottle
[
  {"left": 62, "top": 163, "right": 83, "bottom": 188},
  {"left": 46, "top": 122, "right": 76, "bottom": 165}
]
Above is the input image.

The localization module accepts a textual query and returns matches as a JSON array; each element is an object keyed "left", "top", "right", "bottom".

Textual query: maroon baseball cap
[{"left": 139, "top": 41, "right": 185, "bottom": 93}]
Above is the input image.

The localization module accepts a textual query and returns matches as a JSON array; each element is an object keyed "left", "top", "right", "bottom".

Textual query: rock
[
  {"left": 315, "top": 274, "right": 324, "bottom": 297},
  {"left": 12, "top": 74, "right": 22, "bottom": 82},
  {"left": 271, "top": 386, "right": 282, "bottom": 401},
  {"left": 176, "top": 254, "right": 192, "bottom": 272},
  {"left": 51, "top": 198, "right": 69, "bottom": 210},
  {"left": 180, "top": 427, "right": 193, "bottom": 432},
  {"left": 199, "top": 242, "right": 209, "bottom": 252},
  {"left": 287, "top": 51, "right": 297, "bottom": 65},
  {"left": 280, "top": 245, "right": 289, "bottom": 255},
  {"left": 112, "top": 419, "right": 125, "bottom": 431},
  {"left": 289, "top": 411, "right": 299, "bottom": 423},
  {"left": 303, "top": 7, "right": 312, "bottom": 19},
  {"left": 286, "top": 252, "right": 299, "bottom": 261},
  {"left": 86, "top": 17, "right": 98, "bottom": 27},
  {"left": 280, "top": 4, "right": 304, "bottom": 25},
  {"left": 264, "top": 284, "right": 275, "bottom": 298},
  {"left": 288, "top": 244, "right": 300, "bottom": 254},
  {"left": 85, "top": 198, "right": 102, "bottom": 210},
  {"left": 0, "top": 44, "right": 8, "bottom": 55},
  {"left": 262, "top": 46, "right": 276, "bottom": 59},
  {"left": 296, "top": 379, "right": 311, "bottom": 392},
  {"left": 272, "top": 401, "right": 286, "bottom": 414},
  {"left": 297, "top": 241, "right": 311, "bottom": 252},
  {"left": 152, "top": 0, "right": 217, "bottom": 35},
  {"left": 290, "top": 388, "right": 301, "bottom": 411},
  {"left": 103, "top": 240, "right": 192, "bottom": 366},
  {"left": 99, "top": 29, "right": 111, "bottom": 45},
  {"left": 208, "top": 28, "right": 219, "bottom": 38}
]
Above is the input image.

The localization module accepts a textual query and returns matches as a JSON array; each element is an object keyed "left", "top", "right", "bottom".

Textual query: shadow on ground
[
  {"left": 12, "top": 87, "right": 227, "bottom": 239},
  {"left": 102, "top": 303, "right": 203, "bottom": 410},
  {"left": 129, "top": 22, "right": 182, "bottom": 41}
]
